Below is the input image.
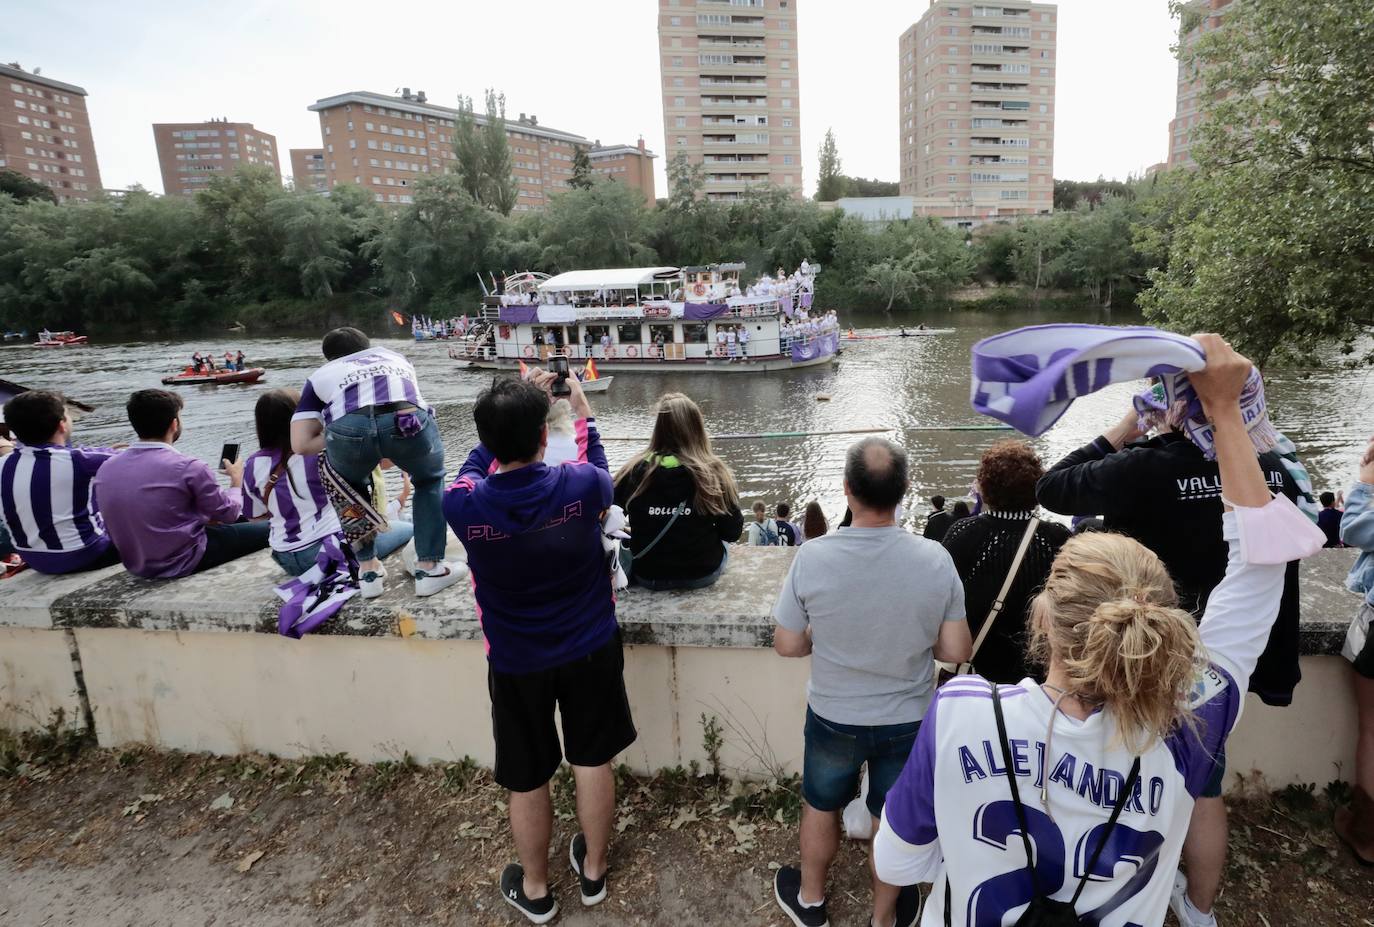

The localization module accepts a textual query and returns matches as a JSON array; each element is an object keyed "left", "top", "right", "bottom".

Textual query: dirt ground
[{"left": 1, "top": 739, "right": 1372, "bottom": 927}]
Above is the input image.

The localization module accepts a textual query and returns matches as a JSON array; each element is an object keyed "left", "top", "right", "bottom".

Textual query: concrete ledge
[{"left": 0, "top": 541, "right": 1359, "bottom": 652}]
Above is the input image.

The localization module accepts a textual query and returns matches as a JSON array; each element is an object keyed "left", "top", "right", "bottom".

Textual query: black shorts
[{"left": 489, "top": 632, "right": 638, "bottom": 792}]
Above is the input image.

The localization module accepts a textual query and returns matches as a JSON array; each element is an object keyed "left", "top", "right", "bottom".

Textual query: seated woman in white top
[{"left": 873, "top": 336, "right": 1325, "bottom": 927}]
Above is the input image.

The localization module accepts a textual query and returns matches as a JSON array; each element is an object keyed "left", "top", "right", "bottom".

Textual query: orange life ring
[
  {"left": 693, "top": 283, "right": 706, "bottom": 297},
  {"left": 523, "top": 345, "right": 535, "bottom": 358},
  {"left": 625, "top": 345, "right": 639, "bottom": 358},
  {"left": 715, "top": 344, "right": 726, "bottom": 357}
]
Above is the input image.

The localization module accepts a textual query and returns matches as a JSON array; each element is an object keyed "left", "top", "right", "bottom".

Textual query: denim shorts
[{"left": 802, "top": 706, "right": 921, "bottom": 819}]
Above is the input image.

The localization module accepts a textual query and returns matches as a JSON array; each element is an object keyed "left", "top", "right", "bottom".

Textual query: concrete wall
[{"left": 0, "top": 544, "right": 1362, "bottom": 790}]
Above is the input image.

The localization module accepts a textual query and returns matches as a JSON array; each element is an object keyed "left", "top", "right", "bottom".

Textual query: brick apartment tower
[
  {"left": 308, "top": 89, "right": 655, "bottom": 210},
  {"left": 152, "top": 120, "right": 281, "bottom": 196},
  {"left": 0, "top": 62, "right": 102, "bottom": 200},
  {"left": 589, "top": 139, "right": 658, "bottom": 206},
  {"left": 1167, "top": 0, "right": 1233, "bottom": 169},
  {"left": 898, "top": 0, "right": 1056, "bottom": 220},
  {"left": 289, "top": 148, "right": 328, "bottom": 192},
  {"left": 657, "top": 0, "right": 803, "bottom": 200}
]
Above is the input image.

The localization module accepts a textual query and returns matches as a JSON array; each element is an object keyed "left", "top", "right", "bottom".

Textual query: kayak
[
  {"left": 161, "top": 367, "right": 266, "bottom": 386},
  {"left": 35, "top": 333, "right": 88, "bottom": 347}
]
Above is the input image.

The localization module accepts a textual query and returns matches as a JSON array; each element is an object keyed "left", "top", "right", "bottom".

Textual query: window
[
  {"left": 326, "top": 143, "right": 334, "bottom": 153},
  {"left": 1040, "top": 67, "right": 1050, "bottom": 75},
  {"left": 948, "top": 83, "right": 957, "bottom": 92},
  {"left": 782, "top": 79, "right": 792, "bottom": 88},
  {"left": 672, "top": 56, "right": 683, "bottom": 67},
  {"left": 782, "top": 99, "right": 792, "bottom": 109},
  {"left": 1039, "top": 104, "right": 1048, "bottom": 113},
  {"left": 676, "top": 136, "right": 687, "bottom": 146},
  {"left": 948, "top": 173, "right": 957, "bottom": 182},
  {"left": 781, "top": 59, "right": 790, "bottom": 69},
  {"left": 782, "top": 118, "right": 793, "bottom": 127},
  {"left": 783, "top": 155, "right": 793, "bottom": 165},
  {"left": 324, "top": 126, "right": 331, "bottom": 136},
  {"left": 674, "top": 96, "right": 686, "bottom": 107},
  {"left": 367, "top": 139, "right": 377, "bottom": 149},
  {"left": 674, "top": 77, "right": 684, "bottom": 87},
  {"left": 781, "top": 39, "right": 790, "bottom": 49},
  {"left": 948, "top": 119, "right": 957, "bottom": 129},
  {"left": 676, "top": 116, "right": 686, "bottom": 127},
  {"left": 670, "top": 15, "right": 680, "bottom": 25}
]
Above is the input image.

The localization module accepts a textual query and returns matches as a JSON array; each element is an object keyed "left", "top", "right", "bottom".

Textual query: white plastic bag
[{"left": 843, "top": 766, "right": 873, "bottom": 840}]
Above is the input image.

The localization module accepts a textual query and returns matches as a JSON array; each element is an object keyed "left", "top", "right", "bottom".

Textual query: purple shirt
[{"left": 94, "top": 442, "right": 243, "bottom": 578}]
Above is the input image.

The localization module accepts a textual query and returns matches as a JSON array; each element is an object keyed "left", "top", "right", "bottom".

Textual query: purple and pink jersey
[
  {"left": 875, "top": 511, "right": 1289, "bottom": 926},
  {"left": 292, "top": 347, "right": 430, "bottom": 426}
]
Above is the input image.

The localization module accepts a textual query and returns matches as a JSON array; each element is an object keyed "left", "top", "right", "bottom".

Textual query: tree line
[{"left": 0, "top": 0, "right": 1368, "bottom": 366}]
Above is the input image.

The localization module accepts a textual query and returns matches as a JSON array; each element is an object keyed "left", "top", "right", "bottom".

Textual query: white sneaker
[
  {"left": 359, "top": 566, "right": 387, "bottom": 600},
  {"left": 414, "top": 561, "right": 468, "bottom": 597},
  {"left": 1169, "top": 871, "right": 1218, "bottom": 927}
]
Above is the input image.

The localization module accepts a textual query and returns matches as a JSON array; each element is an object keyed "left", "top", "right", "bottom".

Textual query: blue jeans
[
  {"left": 802, "top": 706, "right": 921, "bottom": 819},
  {"left": 271, "top": 521, "right": 415, "bottom": 577},
  {"left": 325, "top": 408, "right": 446, "bottom": 563},
  {"left": 632, "top": 543, "right": 729, "bottom": 591}
]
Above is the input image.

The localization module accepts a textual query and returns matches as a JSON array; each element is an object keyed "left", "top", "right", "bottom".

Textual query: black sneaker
[
  {"left": 895, "top": 883, "right": 923, "bottom": 927},
  {"left": 499, "top": 863, "right": 558, "bottom": 925},
  {"left": 774, "top": 865, "right": 829, "bottom": 927},
  {"left": 568, "top": 832, "right": 607, "bottom": 906}
]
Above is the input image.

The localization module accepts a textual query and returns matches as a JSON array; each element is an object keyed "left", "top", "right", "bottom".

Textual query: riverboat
[
  {"left": 454, "top": 264, "right": 838, "bottom": 374},
  {"left": 161, "top": 367, "right": 266, "bottom": 386}
]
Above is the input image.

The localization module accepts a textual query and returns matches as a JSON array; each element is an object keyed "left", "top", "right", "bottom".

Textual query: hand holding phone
[
  {"left": 550, "top": 355, "right": 571, "bottom": 397},
  {"left": 219, "top": 442, "right": 240, "bottom": 469}
]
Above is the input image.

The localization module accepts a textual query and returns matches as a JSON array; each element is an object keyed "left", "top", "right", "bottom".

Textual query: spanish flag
[
  {"left": 519, "top": 360, "right": 529, "bottom": 378},
  {"left": 582, "top": 358, "right": 600, "bottom": 381},
  {"left": 391, "top": 310, "right": 406, "bottom": 326}
]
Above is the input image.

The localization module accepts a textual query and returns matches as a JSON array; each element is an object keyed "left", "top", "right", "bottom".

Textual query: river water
[{"left": 3, "top": 308, "right": 1370, "bottom": 528}]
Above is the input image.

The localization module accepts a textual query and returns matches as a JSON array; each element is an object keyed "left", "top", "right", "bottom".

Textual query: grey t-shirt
[{"left": 773, "top": 526, "right": 966, "bottom": 726}]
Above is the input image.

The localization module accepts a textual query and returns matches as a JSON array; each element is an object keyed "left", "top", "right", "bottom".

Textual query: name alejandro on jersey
[{"left": 957, "top": 739, "right": 1167, "bottom": 816}]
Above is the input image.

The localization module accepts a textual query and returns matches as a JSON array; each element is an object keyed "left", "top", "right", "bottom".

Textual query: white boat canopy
[{"left": 538, "top": 267, "right": 681, "bottom": 292}]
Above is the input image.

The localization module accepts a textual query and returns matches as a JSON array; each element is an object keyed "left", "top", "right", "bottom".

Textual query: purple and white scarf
[
  {"left": 275, "top": 534, "right": 360, "bottom": 638},
  {"left": 970, "top": 324, "right": 1279, "bottom": 460}
]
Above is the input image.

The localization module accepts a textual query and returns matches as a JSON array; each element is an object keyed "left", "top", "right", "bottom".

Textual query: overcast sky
[{"left": 8, "top": 0, "right": 1181, "bottom": 197}]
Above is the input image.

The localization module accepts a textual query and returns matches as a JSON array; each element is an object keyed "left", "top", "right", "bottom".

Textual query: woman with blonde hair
[
  {"left": 614, "top": 393, "right": 744, "bottom": 590},
  {"left": 873, "top": 336, "right": 1325, "bottom": 926}
]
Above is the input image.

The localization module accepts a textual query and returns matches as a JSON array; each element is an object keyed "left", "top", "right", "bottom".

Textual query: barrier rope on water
[{"left": 598, "top": 425, "right": 1013, "bottom": 441}]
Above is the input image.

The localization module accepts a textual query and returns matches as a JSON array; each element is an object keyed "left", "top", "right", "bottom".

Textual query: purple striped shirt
[
  {"left": 0, "top": 443, "right": 115, "bottom": 573},
  {"left": 241, "top": 449, "right": 341, "bottom": 552},
  {"left": 291, "top": 347, "right": 429, "bottom": 426}
]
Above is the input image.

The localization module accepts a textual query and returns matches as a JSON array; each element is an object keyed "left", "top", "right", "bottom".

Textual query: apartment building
[
  {"left": 898, "top": 0, "right": 1057, "bottom": 220},
  {"left": 657, "top": 0, "right": 803, "bottom": 200},
  {"left": 153, "top": 119, "right": 280, "bottom": 196},
  {"left": 588, "top": 139, "right": 657, "bottom": 205},
  {"left": 1167, "top": 0, "right": 1233, "bottom": 169},
  {"left": 289, "top": 148, "right": 328, "bottom": 192},
  {"left": 310, "top": 90, "right": 595, "bottom": 210},
  {"left": 0, "top": 62, "right": 102, "bottom": 200}
]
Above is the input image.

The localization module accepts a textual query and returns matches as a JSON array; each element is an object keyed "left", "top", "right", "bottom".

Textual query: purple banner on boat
[
  {"left": 498, "top": 305, "right": 539, "bottom": 324},
  {"left": 791, "top": 331, "right": 839, "bottom": 363},
  {"left": 684, "top": 302, "right": 730, "bottom": 321}
]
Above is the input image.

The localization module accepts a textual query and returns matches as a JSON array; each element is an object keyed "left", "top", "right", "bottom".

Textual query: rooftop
[
  {"left": 308, "top": 90, "right": 589, "bottom": 146},
  {"left": 0, "top": 62, "right": 88, "bottom": 96}
]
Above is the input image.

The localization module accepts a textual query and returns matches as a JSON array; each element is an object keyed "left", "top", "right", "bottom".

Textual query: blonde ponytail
[{"left": 1029, "top": 532, "right": 1205, "bottom": 755}]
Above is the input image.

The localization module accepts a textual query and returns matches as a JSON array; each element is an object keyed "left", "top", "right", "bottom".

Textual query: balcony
[
  {"left": 701, "top": 97, "right": 767, "bottom": 108},
  {"left": 698, "top": 54, "right": 766, "bottom": 69},
  {"left": 972, "top": 5, "right": 1032, "bottom": 18},
  {"left": 698, "top": 37, "right": 766, "bottom": 49},
  {"left": 700, "top": 76, "right": 767, "bottom": 87}
]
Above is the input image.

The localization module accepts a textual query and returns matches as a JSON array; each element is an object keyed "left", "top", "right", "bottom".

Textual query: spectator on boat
[
  {"left": 600, "top": 332, "right": 612, "bottom": 357},
  {"left": 1036, "top": 401, "right": 1312, "bottom": 927},
  {"left": 1334, "top": 437, "right": 1374, "bottom": 866},
  {"left": 96, "top": 389, "right": 269, "bottom": 578},
  {"left": 800, "top": 500, "right": 829, "bottom": 544},
  {"left": 191, "top": 351, "right": 204, "bottom": 372},
  {"left": 738, "top": 326, "right": 750, "bottom": 356},
  {"left": 445, "top": 372, "right": 635, "bottom": 922},
  {"left": 614, "top": 394, "right": 744, "bottom": 589},
  {"left": 726, "top": 327, "right": 738, "bottom": 359},
  {"left": 746, "top": 501, "right": 782, "bottom": 545},
  {"left": 223, "top": 351, "right": 235, "bottom": 371},
  {"left": 1319, "top": 491, "right": 1345, "bottom": 547},
  {"left": 290, "top": 327, "right": 464, "bottom": 598},
  {"left": 922, "top": 495, "right": 951, "bottom": 542},
  {"left": 773, "top": 436, "right": 970, "bottom": 927},
  {"left": 243, "top": 389, "right": 412, "bottom": 587},
  {"left": 942, "top": 440, "right": 1071, "bottom": 684},
  {"left": 876, "top": 339, "right": 1316, "bottom": 927},
  {"left": 0, "top": 390, "right": 123, "bottom": 574},
  {"left": 800, "top": 258, "right": 811, "bottom": 276},
  {"left": 775, "top": 502, "right": 800, "bottom": 547}
]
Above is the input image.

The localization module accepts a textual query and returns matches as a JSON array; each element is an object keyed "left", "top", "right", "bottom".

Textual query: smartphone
[
  {"left": 219, "top": 442, "right": 240, "bottom": 468},
  {"left": 549, "top": 355, "right": 571, "bottom": 397}
]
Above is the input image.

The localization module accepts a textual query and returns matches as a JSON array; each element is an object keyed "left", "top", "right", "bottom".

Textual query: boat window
[
  {"left": 683, "top": 323, "right": 709, "bottom": 344},
  {"left": 649, "top": 324, "right": 676, "bottom": 344},
  {"left": 617, "top": 323, "right": 643, "bottom": 343}
]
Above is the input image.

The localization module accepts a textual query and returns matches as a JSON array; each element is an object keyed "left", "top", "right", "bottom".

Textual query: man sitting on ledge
[
  {"left": 444, "top": 371, "right": 635, "bottom": 925},
  {"left": 772, "top": 437, "right": 971, "bottom": 927},
  {"left": 96, "top": 389, "right": 269, "bottom": 578},
  {"left": 0, "top": 390, "right": 122, "bottom": 574}
]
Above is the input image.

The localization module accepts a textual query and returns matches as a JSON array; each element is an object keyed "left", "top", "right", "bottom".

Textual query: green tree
[
  {"left": 537, "top": 180, "right": 657, "bottom": 270},
  {"left": 1011, "top": 214, "right": 1072, "bottom": 296},
  {"left": 860, "top": 254, "right": 930, "bottom": 311},
  {"left": 815, "top": 128, "right": 847, "bottom": 202},
  {"left": 972, "top": 223, "right": 1018, "bottom": 284},
  {"left": 1064, "top": 197, "right": 1135, "bottom": 307},
  {"left": 570, "top": 148, "right": 595, "bottom": 189},
  {"left": 267, "top": 194, "right": 351, "bottom": 298},
  {"left": 480, "top": 90, "right": 518, "bottom": 215},
  {"left": 379, "top": 174, "right": 497, "bottom": 305},
  {"left": 0, "top": 170, "right": 57, "bottom": 204},
  {"left": 1143, "top": 0, "right": 1374, "bottom": 366}
]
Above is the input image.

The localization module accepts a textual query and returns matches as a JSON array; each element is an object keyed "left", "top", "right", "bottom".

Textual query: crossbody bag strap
[
  {"left": 965, "top": 517, "right": 1040, "bottom": 668},
  {"left": 631, "top": 502, "right": 686, "bottom": 563},
  {"left": 1069, "top": 755, "right": 1142, "bottom": 907},
  {"left": 992, "top": 684, "right": 1043, "bottom": 896},
  {"left": 250, "top": 460, "right": 289, "bottom": 522}
]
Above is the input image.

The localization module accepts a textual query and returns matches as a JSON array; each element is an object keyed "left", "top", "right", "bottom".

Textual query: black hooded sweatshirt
[{"left": 614, "top": 458, "right": 744, "bottom": 582}]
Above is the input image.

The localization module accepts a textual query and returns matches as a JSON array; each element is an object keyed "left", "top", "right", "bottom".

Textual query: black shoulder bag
[{"left": 944, "top": 684, "right": 1141, "bottom": 927}]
